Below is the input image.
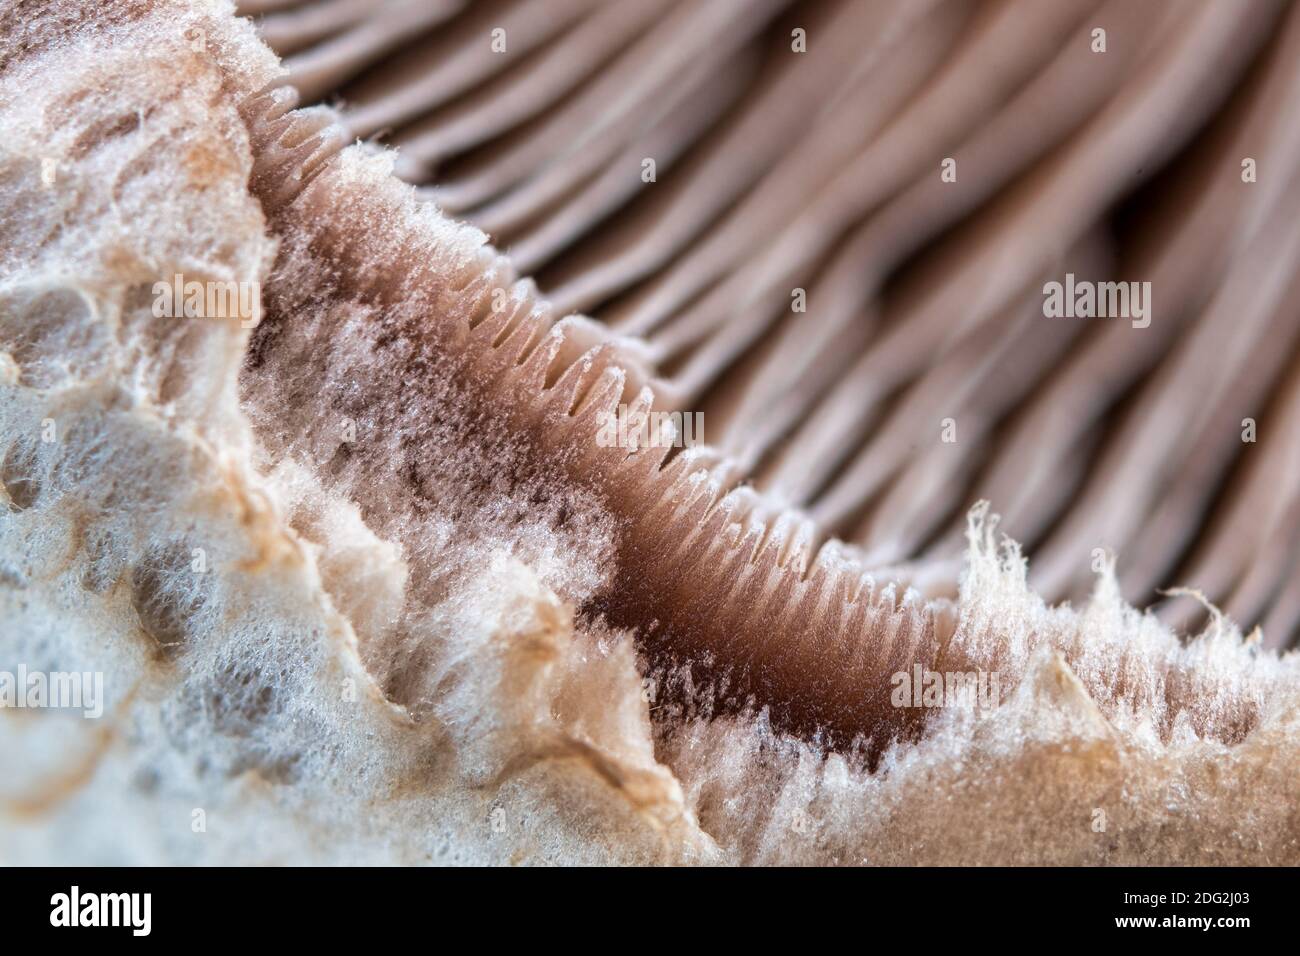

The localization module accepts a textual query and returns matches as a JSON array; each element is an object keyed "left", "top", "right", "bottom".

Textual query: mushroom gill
[{"left": 235, "top": 0, "right": 1300, "bottom": 750}]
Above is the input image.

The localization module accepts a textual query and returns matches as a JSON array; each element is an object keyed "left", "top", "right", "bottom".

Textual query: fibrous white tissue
[{"left": 1, "top": 0, "right": 1297, "bottom": 865}]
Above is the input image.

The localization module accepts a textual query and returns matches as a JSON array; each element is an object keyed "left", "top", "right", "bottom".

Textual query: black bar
[{"left": 0, "top": 867, "right": 1287, "bottom": 941}]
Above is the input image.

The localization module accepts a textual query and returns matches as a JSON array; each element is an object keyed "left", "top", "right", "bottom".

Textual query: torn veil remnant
[{"left": 1, "top": 0, "right": 1299, "bottom": 865}]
